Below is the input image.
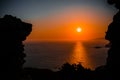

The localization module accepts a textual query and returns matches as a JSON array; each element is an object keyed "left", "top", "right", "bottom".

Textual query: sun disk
[{"left": 77, "top": 27, "right": 82, "bottom": 32}]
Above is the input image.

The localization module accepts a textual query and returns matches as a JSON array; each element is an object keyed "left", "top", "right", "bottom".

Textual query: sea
[{"left": 23, "top": 40, "right": 109, "bottom": 71}]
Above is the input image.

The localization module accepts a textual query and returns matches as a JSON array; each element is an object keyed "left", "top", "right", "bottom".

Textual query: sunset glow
[
  {"left": 14, "top": 0, "right": 114, "bottom": 42},
  {"left": 1, "top": 0, "right": 117, "bottom": 78}
]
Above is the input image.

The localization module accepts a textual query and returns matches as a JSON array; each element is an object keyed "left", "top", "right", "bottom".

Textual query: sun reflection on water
[{"left": 69, "top": 41, "right": 93, "bottom": 69}]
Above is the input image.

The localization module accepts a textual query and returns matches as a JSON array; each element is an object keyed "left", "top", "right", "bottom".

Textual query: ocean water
[{"left": 24, "top": 40, "right": 109, "bottom": 70}]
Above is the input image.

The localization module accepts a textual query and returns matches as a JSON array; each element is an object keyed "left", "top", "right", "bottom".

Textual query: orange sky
[
  {"left": 1, "top": 0, "right": 117, "bottom": 42},
  {"left": 26, "top": 6, "right": 114, "bottom": 42}
]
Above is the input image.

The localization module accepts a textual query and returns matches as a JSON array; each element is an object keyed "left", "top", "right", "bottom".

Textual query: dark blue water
[{"left": 24, "top": 40, "right": 108, "bottom": 70}]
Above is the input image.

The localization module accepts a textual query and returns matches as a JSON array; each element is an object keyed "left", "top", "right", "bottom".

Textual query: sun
[{"left": 76, "top": 27, "right": 82, "bottom": 32}]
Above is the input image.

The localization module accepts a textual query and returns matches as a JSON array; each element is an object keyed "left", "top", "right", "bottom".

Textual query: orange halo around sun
[{"left": 77, "top": 27, "right": 82, "bottom": 32}]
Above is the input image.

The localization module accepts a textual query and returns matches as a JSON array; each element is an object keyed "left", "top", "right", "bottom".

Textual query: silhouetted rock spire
[
  {"left": 0, "top": 15, "right": 32, "bottom": 80},
  {"left": 105, "top": 0, "right": 120, "bottom": 79}
]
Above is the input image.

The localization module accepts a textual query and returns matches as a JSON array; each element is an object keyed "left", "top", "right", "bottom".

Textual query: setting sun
[{"left": 77, "top": 27, "right": 82, "bottom": 33}]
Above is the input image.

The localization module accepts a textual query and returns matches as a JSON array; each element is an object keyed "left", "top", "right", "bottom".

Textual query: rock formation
[
  {"left": 105, "top": 0, "right": 120, "bottom": 79},
  {"left": 0, "top": 15, "right": 32, "bottom": 80}
]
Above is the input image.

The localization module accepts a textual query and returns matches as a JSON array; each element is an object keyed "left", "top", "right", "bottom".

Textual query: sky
[{"left": 0, "top": 0, "right": 118, "bottom": 42}]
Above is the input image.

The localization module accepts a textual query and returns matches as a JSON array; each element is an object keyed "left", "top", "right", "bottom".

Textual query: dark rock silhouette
[
  {"left": 0, "top": 15, "right": 32, "bottom": 80},
  {"left": 105, "top": 0, "right": 120, "bottom": 79}
]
